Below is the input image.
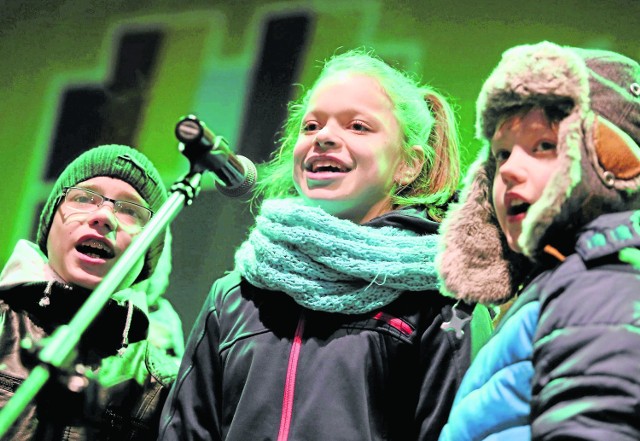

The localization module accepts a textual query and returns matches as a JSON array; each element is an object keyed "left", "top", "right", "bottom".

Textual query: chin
[
  {"left": 301, "top": 196, "right": 341, "bottom": 212},
  {"left": 75, "top": 278, "right": 101, "bottom": 290},
  {"left": 67, "top": 269, "right": 103, "bottom": 290},
  {"left": 507, "top": 238, "right": 522, "bottom": 254},
  {"left": 302, "top": 188, "right": 342, "bottom": 201}
]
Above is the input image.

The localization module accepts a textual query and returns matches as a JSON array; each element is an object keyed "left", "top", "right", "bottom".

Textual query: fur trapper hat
[{"left": 437, "top": 41, "right": 640, "bottom": 304}]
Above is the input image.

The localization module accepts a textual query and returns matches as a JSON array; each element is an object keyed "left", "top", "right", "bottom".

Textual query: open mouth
[
  {"left": 76, "top": 239, "right": 115, "bottom": 259},
  {"left": 507, "top": 200, "right": 530, "bottom": 216},
  {"left": 305, "top": 158, "right": 351, "bottom": 173}
]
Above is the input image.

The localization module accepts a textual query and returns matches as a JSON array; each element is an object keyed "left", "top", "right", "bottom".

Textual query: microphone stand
[{"left": 0, "top": 129, "right": 229, "bottom": 438}]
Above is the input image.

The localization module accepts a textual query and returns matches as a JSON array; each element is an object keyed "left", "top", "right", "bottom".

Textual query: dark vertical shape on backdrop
[
  {"left": 237, "top": 11, "right": 315, "bottom": 162},
  {"left": 33, "top": 29, "right": 164, "bottom": 241},
  {"left": 45, "top": 29, "right": 164, "bottom": 180}
]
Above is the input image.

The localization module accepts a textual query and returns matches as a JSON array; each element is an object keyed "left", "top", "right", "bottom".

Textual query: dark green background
[{"left": 1, "top": 0, "right": 638, "bottom": 335}]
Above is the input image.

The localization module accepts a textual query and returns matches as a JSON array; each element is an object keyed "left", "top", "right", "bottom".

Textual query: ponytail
[
  {"left": 393, "top": 89, "right": 461, "bottom": 221},
  {"left": 424, "top": 91, "right": 461, "bottom": 214}
]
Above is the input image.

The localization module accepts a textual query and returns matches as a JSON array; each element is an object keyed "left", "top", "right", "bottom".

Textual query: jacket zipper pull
[{"left": 39, "top": 280, "right": 54, "bottom": 307}]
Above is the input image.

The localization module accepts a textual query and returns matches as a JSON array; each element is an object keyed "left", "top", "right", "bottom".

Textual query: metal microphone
[{"left": 175, "top": 115, "right": 258, "bottom": 197}]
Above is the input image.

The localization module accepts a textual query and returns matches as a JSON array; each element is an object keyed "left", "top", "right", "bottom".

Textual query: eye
[
  {"left": 350, "top": 120, "right": 370, "bottom": 132},
  {"left": 71, "top": 191, "right": 96, "bottom": 204},
  {"left": 116, "top": 202, "right": 147, "bottom": 221},
  {"left": 74, "top": 195, "right": 92, "bottom": 203},
  {"left": 534, "top": 141, "right": 557, "bottom": 153},
  {"left": 119, "top": 206, "right": 138, "bottom": 218},
  {"left": 492, "top": 149, "right": 510, "bottom": 164},
  {"left": 302, "top": 120, "right": 320, "bottom": 133}
]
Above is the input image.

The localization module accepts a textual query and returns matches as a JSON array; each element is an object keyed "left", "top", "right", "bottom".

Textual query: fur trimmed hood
[{"left": 437, "top": 41, "right": 640, "bottom": 304}]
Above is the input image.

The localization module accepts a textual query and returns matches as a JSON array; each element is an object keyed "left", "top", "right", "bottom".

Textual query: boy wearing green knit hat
[
  {"left": 36, "top": 143, "right": 167, "bottom": 288},
  {"left": 0, "top": 144, "right": 182, "bottom": 440}
]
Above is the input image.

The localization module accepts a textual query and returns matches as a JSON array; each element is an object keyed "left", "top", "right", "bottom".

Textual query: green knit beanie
[{"left": 37, "top": 144, "right": 168, "bottom": 281}]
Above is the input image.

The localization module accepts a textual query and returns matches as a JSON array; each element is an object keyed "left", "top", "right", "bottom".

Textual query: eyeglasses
[{"left": 60, "top": 187, "right": 153, "bottom": 229}]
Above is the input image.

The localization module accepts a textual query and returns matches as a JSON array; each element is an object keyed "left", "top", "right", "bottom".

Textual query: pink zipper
[{"left": 277, "top": 313, "right": 305, "bottom": 441}]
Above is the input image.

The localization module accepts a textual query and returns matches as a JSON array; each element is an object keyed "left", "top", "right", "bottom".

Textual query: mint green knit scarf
[{"left": 234, "top": 198, "right": 440, "bottom": 314}]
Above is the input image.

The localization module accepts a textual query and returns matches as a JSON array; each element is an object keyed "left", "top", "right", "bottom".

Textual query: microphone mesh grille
[{"left": 215, "top": 155, "right": 258, "bottom": 198}]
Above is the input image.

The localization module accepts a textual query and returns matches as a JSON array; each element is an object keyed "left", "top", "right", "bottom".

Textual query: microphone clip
[{"left": 175, "top": 115, "right": 257, "bottom": 198}]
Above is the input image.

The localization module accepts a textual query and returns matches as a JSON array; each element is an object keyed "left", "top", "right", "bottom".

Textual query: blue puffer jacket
[{"left": 439, "top": 211, "right": 640, "bottom": 441}]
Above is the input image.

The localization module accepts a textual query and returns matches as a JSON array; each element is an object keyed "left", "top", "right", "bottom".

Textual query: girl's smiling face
[{"left": 293, "top": 74, "right": 418, "bottom": 224}]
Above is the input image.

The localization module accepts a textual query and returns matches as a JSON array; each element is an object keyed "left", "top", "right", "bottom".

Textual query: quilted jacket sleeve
[{"left": 531, "top": 260, "right": 640, "bottom": 440}]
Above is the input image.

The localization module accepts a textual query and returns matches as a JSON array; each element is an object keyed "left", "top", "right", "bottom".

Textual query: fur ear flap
[
  {"left": 593, "top": 115, "right": 640, "bottom": 183},
  {"left": 437, "top": 148, "right": 527, "bottom": 304}
]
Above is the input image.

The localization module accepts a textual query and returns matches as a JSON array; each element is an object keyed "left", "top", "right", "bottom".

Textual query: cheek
[
  {"left": 47, "top": 213, "right": 68, "bottom": 252},
  {"left": 116, "top": 231, "right": 135, "bottom": 254},
  {"left": 389, "top": 155, "right": 406, "bottom": 180},
  {"left": 46, "top": 213, "right": 71, "bottom": 274},
  {"left": 378, "top": 142, "right": 405, "bottom": 174},
  {"left": 492, "top": 178, "right": 506, "bottom": 219},
  {"left": 292, "top": 140, "right": 307, "bottom": 164},
  {"left": 536, "top": 167, "right": 556, "bottom": 196},
  {"left": 292, "top": 142, "right": 307, "bottom": 183}
]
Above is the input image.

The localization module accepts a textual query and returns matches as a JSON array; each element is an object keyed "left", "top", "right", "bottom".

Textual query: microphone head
[{"left": 215, "top": 155, "right": 258, "bottom": 198}]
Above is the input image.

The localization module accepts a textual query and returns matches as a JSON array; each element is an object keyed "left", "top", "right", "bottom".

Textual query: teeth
[
  {"left": 77, "top": 239, "right": 114, "bottom": 259},
  {"left": 80, "top": 239, "right": 113, "bottom": 254},
  {"left": 309, "top": 160, "right": 348, "bottom": 172},
  {"left": 83, "top": 240, "right": 106, "bottom": 250},
  {"left": 507, "top": 199, "right": 531, "bottom": 216}
]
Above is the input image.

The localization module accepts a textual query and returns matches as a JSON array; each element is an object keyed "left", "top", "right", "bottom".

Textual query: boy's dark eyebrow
[{"left": 74, "top": 184, "right": 147, "bottom": 206}]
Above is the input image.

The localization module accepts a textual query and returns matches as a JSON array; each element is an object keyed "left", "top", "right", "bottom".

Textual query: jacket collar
[
  {"left": 0, "top": 240, "right": 65, "bottom": 290},
  {"left": 365, "top": 205, "right": 440, "bottom": 235},
  {"left": 575, "top": 210, "right": 640, "bottom": 261}
]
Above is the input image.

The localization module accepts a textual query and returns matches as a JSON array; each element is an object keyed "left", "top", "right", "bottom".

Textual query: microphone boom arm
[{"left": 0, "top": 114, "right": 253, "bottom": 437}]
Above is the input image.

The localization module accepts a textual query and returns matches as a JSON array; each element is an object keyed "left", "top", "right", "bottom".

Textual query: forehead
[
  {"left": 492, "top": 107, "right": 557, "bottom": 143},
  {"left": 308, "top": 73, "right": 394, "bottom": 114}
]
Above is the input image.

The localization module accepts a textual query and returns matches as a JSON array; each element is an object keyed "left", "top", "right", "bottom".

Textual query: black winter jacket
[
  {"left": 0, "top": 240, "right": 180, "bottom": 441},
  {"left": 159, "top": 208, "right": 491, "bottom": 441}
]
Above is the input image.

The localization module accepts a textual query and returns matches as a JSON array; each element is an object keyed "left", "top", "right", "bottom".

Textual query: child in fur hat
[
  {"left": 437, "top": 41, "right": 640, "bottom": 440},
  {"left": 0, "top": 144, "right": 182, "bottom": 440}
]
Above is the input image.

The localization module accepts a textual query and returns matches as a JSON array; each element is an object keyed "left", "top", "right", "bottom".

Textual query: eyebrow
[
  {"left": 76, "top": 184, "right": 148, "bottom": 206},
  {"left": 304, "top": 108, "right": 385, "bottom": 127}
]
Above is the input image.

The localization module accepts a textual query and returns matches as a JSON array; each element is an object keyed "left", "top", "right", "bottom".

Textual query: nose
[
  {"left": 86, "top": 203, "right": 118, "bottom": 232},
  {"left": 497, "top": 147, "right": 527, "bottom": 186},
  {"left": 314, "top": 125, "right": 340, "bottom": 151}
]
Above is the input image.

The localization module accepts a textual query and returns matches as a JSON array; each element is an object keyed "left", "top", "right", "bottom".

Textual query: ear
[{"left": 395, "top": 145, "right": 425, "bottom": 185}]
